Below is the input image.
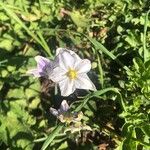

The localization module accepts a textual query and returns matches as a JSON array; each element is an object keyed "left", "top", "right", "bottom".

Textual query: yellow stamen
[{"left": 67, "top": 68, "right": 77, "bottom": 79}]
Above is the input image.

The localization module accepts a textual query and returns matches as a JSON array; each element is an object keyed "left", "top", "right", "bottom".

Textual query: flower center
[{"left": 67, "top": 68, "right": 77, "bottom": 79}]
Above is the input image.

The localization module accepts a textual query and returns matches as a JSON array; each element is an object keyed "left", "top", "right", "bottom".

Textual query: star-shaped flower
[
  {"left": 50, "top": 100, "right": 92, "bottom": 133},
  {"left": 50, "top": 100, "right": 83, "bottom": 124},
  {"left": 50, "top": 48, "right": 96, "bottom": 96}
]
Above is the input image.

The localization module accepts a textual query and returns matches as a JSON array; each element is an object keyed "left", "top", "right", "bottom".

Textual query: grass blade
[
  {"left": 37, "top": 31, "right": 53, "bottom": 58},
  {"left": 41, "top": 124, "right": 63, "bottom": 150},
  {"left": 97, "top": 54, "right": 104, "bottom": 88},
  {"left": 0, "top": 2, "right": 52, "bottom": 57},
  {"left": 85, "top": 35, "right": 131, "bottom": 72},
  {"left": 86, "top": 36, "right": 117, "bottom": 60},
  {"left": 75, "top": 87, "right": 125, "bottom": 112}
]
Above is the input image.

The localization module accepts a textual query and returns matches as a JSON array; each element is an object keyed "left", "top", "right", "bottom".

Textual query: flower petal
[
  {"left": 56, "top": 48, "right": 81, "bottom": 61},
  {"left": 75, "top": 74, "right": 96, "bottom": 91},
  {"left": 35, "top": 56, "right": 51, "bottom": 71},
  {"left": 56, "top": 48, "right": 67, "bottom": 56},
  {"left": 57, "top": 51, "right": 75, "bottom": 71},
  {"left": 26, "top": 69, "right": 44, "bottom": 77},
  {"left": 50, "top": 107, "right": 59, "bottom": 117},
  {"left": 50, "top": 67, "right": 67, "bottom": 82},
  {"left": 59, "top": 78, "right": 76, "bottom": 96},
  {"left": 75, "top": 59, "right": 91, "bottom": 73},
  {"left": 59, "top": 100, "right": 70, "bottom": 113}
]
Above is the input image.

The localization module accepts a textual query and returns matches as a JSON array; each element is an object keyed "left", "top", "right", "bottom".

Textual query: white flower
[
  {"left": 50, "top": 100, "right": 70, "bottom": 117},
  {"left": 50, "top": 100, "right": 70, "bottom": 123},
  {"left": 50, "top": 48, "right": 96, "bottom": 96}
]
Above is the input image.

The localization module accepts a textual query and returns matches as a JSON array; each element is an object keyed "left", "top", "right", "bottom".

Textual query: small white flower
[
  {"left": 50, "top": 100, "right": 71, "bottom": 123},
  {"left": 50, "top": 100, "right": 92, "bottom": 133},
  {"left": 50, "top": 100, "right": 83, "bottom": 124},
  {"left": 51, "top": 48, "right": 96, "bottom": 96},
  {"left": 50, "top": 100, "right": 69, "bottom": 116}
]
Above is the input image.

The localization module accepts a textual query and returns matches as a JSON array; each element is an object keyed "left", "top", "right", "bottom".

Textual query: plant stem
[{"left": 143, "top": 10, "right": 150, "bottom": 62}]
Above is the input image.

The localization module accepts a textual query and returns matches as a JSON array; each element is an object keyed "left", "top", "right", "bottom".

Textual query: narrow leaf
[
  {"left": 143, "top": 10, "right": 150, "bottom": 62},
  {"left": 85, "top": 35, "right": 130, "bottom": 72},
  {"left": 41, "top": 124, "right": 63, "bottom": 150},
  {"left": 75, "top": 87, "right": 124, "bottom": 112},
  {"left": 0, "top": 2, "right": 52, "bottom": 57}
]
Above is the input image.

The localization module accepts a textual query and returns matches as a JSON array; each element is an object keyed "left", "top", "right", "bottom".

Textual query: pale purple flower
[
  {"left": 50, "top": 48, "right": 96, "bottom": 96},
  {"left": 27, "top": 48, "right": 96, "bottom": 97},
  {"left": 50, "top": 100, "right": 70, "bottom": 117},
  {"left": 50, "top": 100, "right": 83, "bottom": 123},
  {"left": 27, "top": 56, "right": 53, "bottom": 79},
  {"left": 50, "top": 100, "right": 91, "bottom": 133}
]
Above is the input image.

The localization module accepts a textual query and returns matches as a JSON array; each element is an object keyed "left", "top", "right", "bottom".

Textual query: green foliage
[{"left": 0, "top": 0, "right": 150, "bottom": 149}]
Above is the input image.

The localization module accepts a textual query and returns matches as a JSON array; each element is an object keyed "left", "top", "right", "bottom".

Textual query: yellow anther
[{"left": 67, "top": 69, "right": 77, "bottom": 79}]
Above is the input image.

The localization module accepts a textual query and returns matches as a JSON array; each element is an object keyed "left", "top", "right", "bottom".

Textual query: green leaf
[
  {"left": 0, "top": 2, "right": 52, "bottom": 57},
  {"left": 41, "top": 124, "right": 64, "bottom": 150},
  {"left": 85, "top": 35, "right": 130, "bottom": 72},
  {"left": 142, "top": 125, "right": 150, "bottom": 137},
  {"left": 125, "top": 34, "right": 137, "bottom": 47},
  {"left": 7, "top": 88, "right": 25, "bottom": 99},
  {"left": 0, "top": 100, "right": 34, "bottom": 149},
  {"left": 0, "top": 39, "right": 13, "bottom": 51},
  {"left": 0, "top": 12, "right": 9, "bottom": 21},
  {"left": 86, "top": 36, "right": 116, "bottom": 60},
  {"left": 121, "top": 126, "right": 137, "bottom": 150},
  {"left": 143, "top": 10, "right": 150, "bottom": 62},
  {"left": 122, "top": 123, "right": 132, "bottom": 137},
  {"left": 58, "top": 142, "right": 68, "bottom": 149},
  {"left": 70, "top": 11, "right": 89, "bottom": 28},
  {"left": 75, "top": 87, "right": 126, "bottom": 112},
  {"left": 121, "top": 138, "right": 137, "bottom": 150}
]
